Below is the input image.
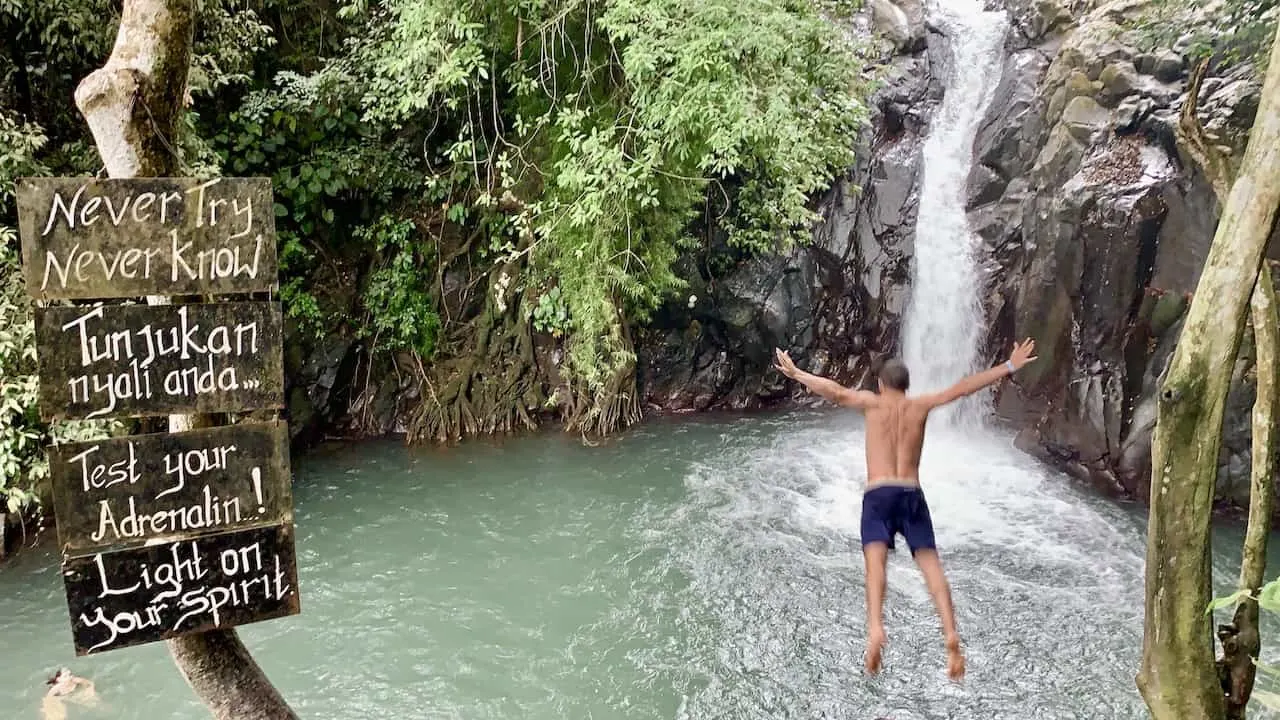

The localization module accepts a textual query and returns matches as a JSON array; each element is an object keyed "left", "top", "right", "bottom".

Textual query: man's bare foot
[
  {"left": 866, "top": 627, "right": 887, "bottom": 674},
  {"left": 945, "top": 635, "right": 965, "bottom": 682}
]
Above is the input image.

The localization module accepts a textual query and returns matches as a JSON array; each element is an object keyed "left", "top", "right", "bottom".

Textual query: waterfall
[{"left": 900, "top": 0, "right": 1009, "bottom": 426}]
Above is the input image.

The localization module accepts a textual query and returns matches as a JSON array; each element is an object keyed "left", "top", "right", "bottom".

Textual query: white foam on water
[{"left": 675, "top": 411, "right": 1150, "bottom": 718}]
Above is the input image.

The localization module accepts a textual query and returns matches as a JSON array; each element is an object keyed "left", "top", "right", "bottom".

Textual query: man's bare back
[
  {"left": 773, "top": 340, "right": 1038, "bottom": 682},
  {"left": 862, "top": 393, "right": 930, "bottom": 487}
]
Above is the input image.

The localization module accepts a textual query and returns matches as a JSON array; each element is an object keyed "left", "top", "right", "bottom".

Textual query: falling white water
[{"left": 900, "top": 0, "right": 1010, "bottom": 426}]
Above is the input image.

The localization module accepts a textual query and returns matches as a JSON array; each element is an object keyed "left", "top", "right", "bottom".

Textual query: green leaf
[
  {"left": 1254, "top": 659, "right": 1280, "bottom": 681},
  {"left": 1258, "top": 579, "right": 1280, "bottom": 612},
  {"left": 1206, "top": 588, "right": 1251, "bottom": 614}
]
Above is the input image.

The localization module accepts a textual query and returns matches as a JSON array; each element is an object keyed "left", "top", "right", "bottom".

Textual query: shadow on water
[{"left": 4, "top": 408, "right": 1280, "bottom": 719}]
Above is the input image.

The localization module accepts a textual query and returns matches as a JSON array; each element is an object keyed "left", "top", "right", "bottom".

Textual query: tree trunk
[
  {"left": 75, "top": 2, "right": 298, "bottom": 718},
  {"left": 1219, "top": 262, "right": 1280, "bottom": 719},
  {"left": 1174, "top": 56, "right": 1280, "bottom": 720},
  {"left": 1137, "top": 25, "right": 1280, "bottom": 720}
]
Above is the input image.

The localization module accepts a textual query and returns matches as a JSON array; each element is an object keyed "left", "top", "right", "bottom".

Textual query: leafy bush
[
  {"left": 0, "top": 114, "right": 121, "bottom": 517},
  {"left": 209, "top": 69, "right": 428, "bottom": 338},
  {"left": 340, "top": 0, "right": 872, "bottom": 391},
  {"left": 0, "top": 242, "right": 121, "bottom": 518},
  {"left": 1131, "top": 0, "right": 1279, "bottom": 70},
  {"left": 0, "top": 1, "right": 279, "bottom": 521},
  {"left": 358, "top": 216, "right": 443, "bottom": 358}
]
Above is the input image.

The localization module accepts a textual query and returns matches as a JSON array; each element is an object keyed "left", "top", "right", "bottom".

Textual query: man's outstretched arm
[
  {"left": 773, "top": 349, "right": 876, "bottom": 409},
  {"left": 921, "top": 338, "right": 1037, "bottom": 408}
]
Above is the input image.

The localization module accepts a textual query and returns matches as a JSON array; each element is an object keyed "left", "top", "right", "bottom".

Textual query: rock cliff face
[
  {"left": 638, "top": 21, "right": 944, "bottom": 411},
  {"left": 972, "top": 0, "right": 1269, "bottom": 507}
]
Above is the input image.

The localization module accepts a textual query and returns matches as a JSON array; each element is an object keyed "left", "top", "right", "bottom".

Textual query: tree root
[
  {"left": 562, "top": 320, "right": 642, "bottom": 438},
  {"left": 406, "top": 259, "right": 643, "bottom": 444},
  {"left": 409, "top": 261, "right": 547, "bottom": 443}
]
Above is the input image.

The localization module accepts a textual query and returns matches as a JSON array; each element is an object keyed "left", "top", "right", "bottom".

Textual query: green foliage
[
  {"left": 340, "top": 0, "right": 872, "bottom": 390},
  {"left": 0, "top": 1, "right": 257, "bottom": 518},
  {"left": 209, "top": 68, "right": 426, "bottom": 335},
  {"left": 0, "top": 243, "right": 120, "bottom": 517},
  {"left": 1206, "top": 587, "right": 1251, "bottom": 614},
  {"left": 532, "top": 286, "right": 570, "bottom": 337},
  {"left": 357, "top": 216, "right": 443, "bottom": 358},
  {"left": 2, "top": 0, "right": 873, "bottom": 448},
  {"left": 1129, "top": 0, "right": 1278, "bottom": 70},
  {"left": 190, "top": 0, "right": 276, "bottom": 96}
]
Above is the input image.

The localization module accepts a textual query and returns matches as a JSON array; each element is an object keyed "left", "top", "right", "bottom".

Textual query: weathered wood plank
[
  {"left": 49, "top": 422, "right": 292, "bottom": 554},
  {"left": 62, "top": 523, "right": 300, "bottom": 656},
  {"left": 17, "top": 176, "right": 277, "bottom": 300},
  {"left": 34, "top": 301, "right": 284, "bottom": 421}
]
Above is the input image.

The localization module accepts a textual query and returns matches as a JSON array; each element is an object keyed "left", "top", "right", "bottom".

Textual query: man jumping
[{"left": 772, "top": 339, "right": 1037, "bottom": 682}]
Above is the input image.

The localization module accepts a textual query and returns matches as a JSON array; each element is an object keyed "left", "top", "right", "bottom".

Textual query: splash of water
[{"left": 900, "top": 0, "right": 1010, "bottom": 426}]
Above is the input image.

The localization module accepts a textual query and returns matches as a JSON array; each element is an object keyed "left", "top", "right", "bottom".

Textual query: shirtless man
[{"left": 773, "top": 339, "right": 1038, "bottom": 681}]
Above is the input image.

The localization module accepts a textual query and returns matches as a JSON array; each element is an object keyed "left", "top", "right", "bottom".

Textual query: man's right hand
[
  {"left": 1008, "top": 338, "right": 1037, "bottom": 370},
  {"left": 774, "top": 348, "right": 801, "bottom": 379}
]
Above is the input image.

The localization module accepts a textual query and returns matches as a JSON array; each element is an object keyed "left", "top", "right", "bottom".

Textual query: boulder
[
  {"left": 967, "top": 164, "right": 1007, "bottom": 208},
  {"left": 1060, "top": 95, "right": 1110, "bottom": 141},
  {"left": 1153, "top": 49, "right": 1184, "bottom": 82},
  {"left": 1097, "top": 61, "right": 1139, "bottom": 105},
  {"left": 639, "top": 46, "right": 939, "bottom": 411},
  {"left": 869, "top": 0, "right": 928, "bottom": 52},
  {"left": 1028, "top": 0, "right": 1074, "bottom": 39},
  {"left": 969, "top": 0, "right": 1275, "bottom": 514}
]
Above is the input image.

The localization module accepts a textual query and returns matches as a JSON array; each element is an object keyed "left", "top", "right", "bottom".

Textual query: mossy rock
[
  {"left": 1061, "top": 96, "right": 1110, "bottom": 142},
  {"left": 1030, "top": 0, "right": 1074, "bottom": 39},
  {"left": 1150, "top": 292, "right": 1188, "bottom": 336},
  {"left": 1098, "top": 61, "right": 1138, "bottom": 106},
  {"left": 1047, "top": 86, "right": 1068, "bottom": 127},
  {"left": 1032, "top": 122, "right": 1087, "bottom": 186},
  {"left": 288, "top": 386, "right": 315, "bottom": 435},
  {"left": 1067, "top": 70, "right": 1101, "bottom": 100},
  {"left": 1046, "top": 71, "right": 1100, "bottom": 126}
]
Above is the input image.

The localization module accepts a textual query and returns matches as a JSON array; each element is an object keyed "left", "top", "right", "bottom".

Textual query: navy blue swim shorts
[{"left": 860, "top": 484, "right": 937, "bottom": 554}]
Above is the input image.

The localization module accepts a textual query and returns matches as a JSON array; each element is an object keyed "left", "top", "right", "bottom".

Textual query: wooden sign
[
  {"left": 49, "top": 422, "right": 292, "bottom": 554},
  {"left": 62, "top": 523, "right": 300, "bottom": 656},
  {"left": 34, "top": 301, "right": 284, "bottom": 421},
  {"left": 17, "top": 177, "right": 278, "bottom": 300}
]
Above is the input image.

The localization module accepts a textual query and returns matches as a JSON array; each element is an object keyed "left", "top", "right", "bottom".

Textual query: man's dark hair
[{"left": 878, "top": 358, "right": 910, "bottom": 391}]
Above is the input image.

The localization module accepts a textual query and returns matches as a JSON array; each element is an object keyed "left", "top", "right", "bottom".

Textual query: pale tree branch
[
  {"left": 1173, "top": 52, "right": 1280, "bottom": 720},
  {"left": 74, "top": 2, "right": 299, "bottom": 718},
  {"left": 1138, "top": 24, "right": 1280, "bottom": 720}
]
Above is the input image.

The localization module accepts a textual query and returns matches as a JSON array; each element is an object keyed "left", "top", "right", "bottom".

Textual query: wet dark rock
[
  {"left": 1153, "top": 49, "right": 1184, "bottom": 82},
  {"left": 967, "top": 164, "right": 1008, "bottom": 208},
  {"left": 283, "top": 311, "right": 362, "bottom": 447},
  {"left": 968, "top": 0, "right": 1269, "bottom": 511},
  {"left": 639, "top": 41, "right": 940, "bottom": 411}
]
